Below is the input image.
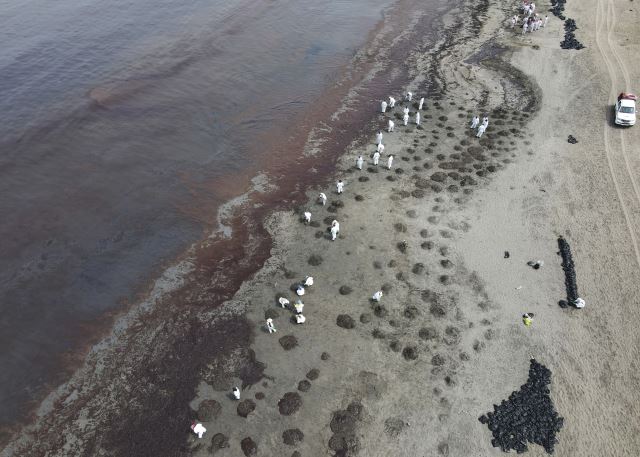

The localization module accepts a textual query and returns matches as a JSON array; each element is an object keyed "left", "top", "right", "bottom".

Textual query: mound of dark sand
[
  {"left": 279, "top": 335, "right": 298, "bottom": 350},
  {"left": 306, "top": 368, "right": 320, "bottom": 380},
  {"left": 210, "top": 433, "right": 229, "bottom": 451},
  {"left": 331, "top": 410, "right": 357, "bottom": 434},
  {"left": 282, "top": 428, "right": 305, "bottom": 446},
  {"left": 237, "top": 399, "right": 256, "bottom": 418},
  {"left": 402, "top": 345, "right": 419, "bottom": 360},
  {"left": 240, "top": 437, "right": 257, "bottom": 456},
  {"left": 308, "top": 254, "right": 323, "bottom": 266},
  {"left": 278, "top": 392, "right": 303, "bottom": 416},
  {"left": 298, "top": 380, "right": 311, "bottom": 392},
  {"left": 337, "top": 314, "right": 356, "bottom": 329},
  {"left": 197, "top": 399, "right": 221, "bottom": 422},
  {"left": 404, "top": 305, "right": 420, "bottom": 319},
  {"left": 421, "top": 241, "right": 434, "bottom": 250},
  {"left": 431, "top": 354, "right": 446, "bottom": 366},
  {"left": 373, "top": 304, "right": 388, "bottom": 318},
  {"left": 419, "top": 326, "right": 439, "bottom": 340},
  {"left": 339, "top": 285, "right": 353, "bottom": 295}
]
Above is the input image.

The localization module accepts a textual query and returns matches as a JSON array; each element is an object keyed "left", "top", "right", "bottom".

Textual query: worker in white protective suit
[
  {"left": 377, "top": 142, "right": 385, "bottom": 154},
  {"left": 476, "top": 123, "right": 486, "bottom": 138},
  {"left": 388, "top": 120, "right": 395, "bottom": 132},
  {"left": 278, "top": 297, "right": 290, "bottom": 308},
  {"left": 376, "top": 130, "right": 383, "bottom": 145},
  {"left": 356, "top": 155, "right": 364, "bottom": 170},
  {"left": 266, "top": 318, "right": 277, "bottom": 333},
  {"left": 406, "top": 91, "right": 413, "bottom": 101},
  {"left": 372, "top": 291, "right": 383, "bottom": 302},
  {"left": 318, "top": 192, "right": 327, "bottom": 205},
  {"left": 373, "top": 151, "right": 380, "bottom": 166},
  {"left": 389, "top": 96, "right": 396, "bottom": 108},
  {"left": 303, "top": 211, "right": 311, "bottom": 224},
  {"left": 232, "top": 386, "right": 241, "bottom": 400},
  {"left": 336, "top": 180, "right": 344, "bottom": 194},
  {"left": 191, "top": 422, "right": 207, "bottom": 439},
  {"left": 403, "top": 113, "right": 409, "bottom": 126},
  {"left": 381, "top": 100, "right": 387, "bottom": 113},
  {"left": 330, "top": 220, "right": 340, "bottom": 241},
  {"left": 415, "top": 112, "right": 420, "bottom": 125},
  {"left": 304, "top": 276, "right": 314, "bottom": 287},
  {"left": 470, "top": 115, "right": 479, "bottom": 129},
  {"left": 418, "top": 97, "right": 425, "bottom": 110},
  {"left": 387, "top": 155, "right": 394, "bottom": 170}
]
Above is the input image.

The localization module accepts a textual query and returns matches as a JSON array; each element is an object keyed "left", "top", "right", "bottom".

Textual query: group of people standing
[
  {"left": 376, "top": 91, "right": 424, "bottom": 171},
  {"left": 470, "top": 115, "right": 489, "bottom": 137},
  {"left": 509, "top": 1, "right": 549, "bottom": 34}
]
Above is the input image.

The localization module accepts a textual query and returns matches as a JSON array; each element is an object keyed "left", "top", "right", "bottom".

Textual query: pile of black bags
[
  {"left": 550, "top": 0, "right": 567, "bottom": 20},
  {"left": 479, "top": 359, "right": 564, "bottom": 454},
  {"left": 558, "top": 236, "right": 579, "bottom": 303},
  {"left": 561, "top": 19, "right": 585, "bottom": 50}
]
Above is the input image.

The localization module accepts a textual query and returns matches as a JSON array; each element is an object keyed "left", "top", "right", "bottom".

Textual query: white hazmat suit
[{"left": 192, "top": 423, "right": 207, "bottom": 439}]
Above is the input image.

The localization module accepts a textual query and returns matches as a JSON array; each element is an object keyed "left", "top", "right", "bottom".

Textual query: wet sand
[{"left": 4, "top": 0, "right": 640, "bottom": 455}]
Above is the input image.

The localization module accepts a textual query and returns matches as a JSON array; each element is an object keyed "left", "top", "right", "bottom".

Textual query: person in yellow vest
[{"left": 522, "top": 313, "right": 534, "bottom": 326}]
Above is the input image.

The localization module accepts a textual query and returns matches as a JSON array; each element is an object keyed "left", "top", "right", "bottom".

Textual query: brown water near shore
[{"left": 0, "top": 0, "right": 454, "bottom": 444}]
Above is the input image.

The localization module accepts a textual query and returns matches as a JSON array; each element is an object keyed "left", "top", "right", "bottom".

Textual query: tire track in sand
[{"left": 594, "top": 0, "right": 640, "bottom": 267}]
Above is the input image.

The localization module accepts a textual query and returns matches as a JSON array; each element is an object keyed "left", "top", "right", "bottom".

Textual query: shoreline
[
  {"left": 0, "top": 0, "right": 459, "bottom": 453},
  {"left": 5, "top": 0, "right": 640, "bottom": 455}
]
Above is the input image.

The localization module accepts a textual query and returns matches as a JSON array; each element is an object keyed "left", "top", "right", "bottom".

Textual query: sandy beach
[{"left": 3, "top": 0, "right": 640, "bottom": 455}]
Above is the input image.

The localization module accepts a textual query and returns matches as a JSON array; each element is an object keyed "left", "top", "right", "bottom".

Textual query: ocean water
[{"left": 0, "top": 0, "right": 399, "bottom": 425}]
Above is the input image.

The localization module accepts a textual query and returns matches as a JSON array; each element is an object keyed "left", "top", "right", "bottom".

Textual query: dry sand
[{"left": 4, "top": 0, "right": 640, "bottom": 455}]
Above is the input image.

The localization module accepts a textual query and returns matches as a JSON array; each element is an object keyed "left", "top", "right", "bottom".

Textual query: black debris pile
[
  {"left": 558, "top": 236, "right": 579, "bottom": 303},
  {"left": 549, "top": 0, "right": 567, "bottom": 20},
  {"left": 479, "top": 359, "right": 564, "bottom": 454},
  {"left": 561, "top": 19, "right": 585, "bottom": 50},
  {"left": 567, "top": 135, "right": 578, "bottom": 144}
]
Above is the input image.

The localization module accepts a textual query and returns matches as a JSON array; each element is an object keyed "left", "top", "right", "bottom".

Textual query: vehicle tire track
[{"left": 594, "top": 0, "right": 640, "bottom": 267}]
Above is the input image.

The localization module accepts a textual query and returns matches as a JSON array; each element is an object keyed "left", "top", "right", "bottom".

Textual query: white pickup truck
[{"left": 615, "top": 93, "right": 637, "bottom": 126}]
